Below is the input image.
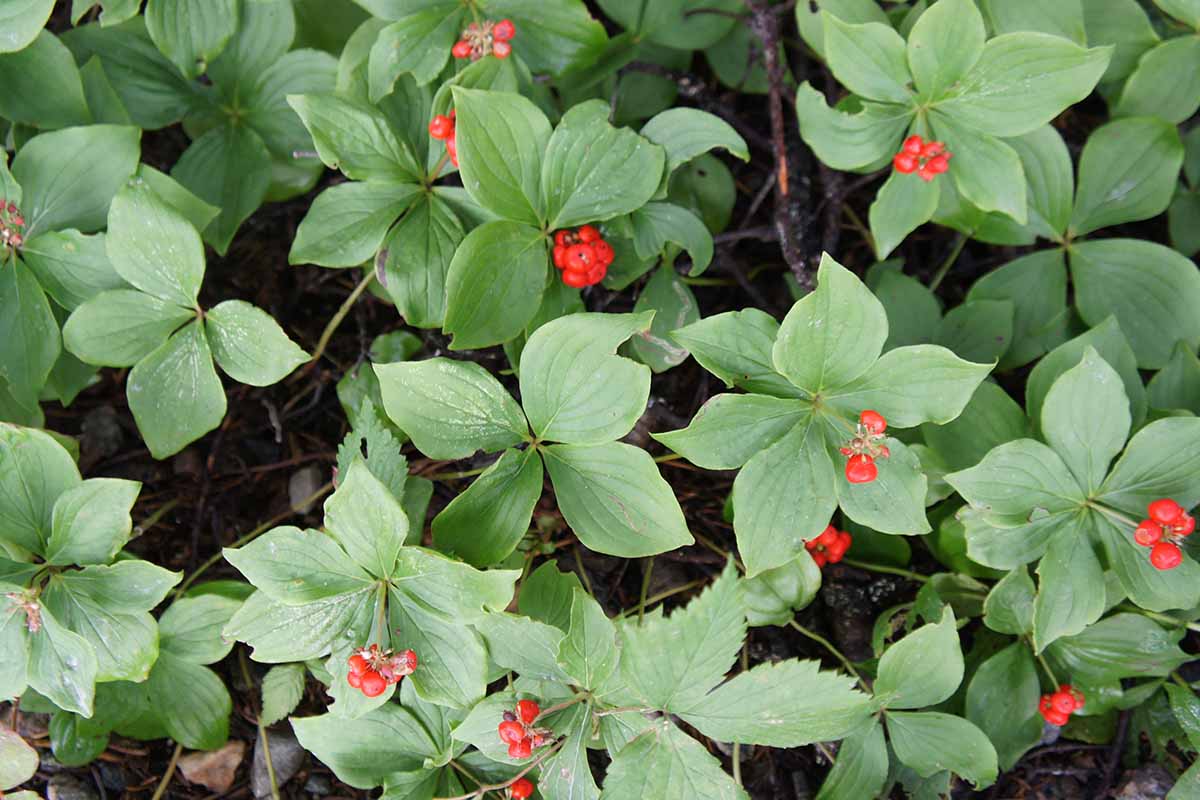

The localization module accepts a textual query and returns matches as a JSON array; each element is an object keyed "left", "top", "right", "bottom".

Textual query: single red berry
[
  {"left": 509, "top": 737, "right": 533, "bottom": 759},
  {"left": 348, "top": 653, "right": 368, "bottom": 674},
  {"left": 452, "top": 40, "right": 472, "bottom": 58},
  {"left": 592, "top": 239, "right": 614, "bottom": 267},
  {"left": 493, "top": 41, "right": 512, "bottom": 58},
  {"left": 1151, "top": 541, "right": 1183, "bottom": 570},
  {"left": 530, "top": 733, "right": 545, "bottom": 747},
  {"left": 920, "top": 140, "right": 944, "bottom": 158},
  {"left": 517, "top": 699, "right": 540, "bottom": 725},
  {"left": 562, "top": 269, "right": 588, "bottom": 288},
  {"left": 552, "top": 245, "right": 568, "bottom": 269},
  {"left": 925, "top": 153, "right": 950, "bottom": 174},
  {"left": 359, "top": 670, "right": 388, "bottom": 697},
  {"left": 1175, "top": 513, "right": 1196, "bottom": 537},
  {"left": 825, "top": 538, "right": 849, "bottom": 564},
  {"left": 859, "top": 410, "right": 886, "bottom": 434},
  {"left": 892, "top": 152, "right": 918, "bottom": 173},
  {"left": 586, "top": 265, "right": 606, "bottom": 285},
  {"left": 493, "top": 19, "right": 516, "bottom": 42},
  {"left": 902, "top": 134, "right": 924, "bottom": 155},
  {"left": 564, "top": 243, "right": 594, "bottom": 270},
  {"left": 498, "top": 720, "right": 526, "bottom": 745},
  {"left": 429, "top": 115, "right": 454, "bottom": 140},
  {"left": 1051, "top": 691, "right": 1076, "bottom": 715},
  {"left": 347, "top": 671, "right": 363, "bottom": 689},
  {"left": 877, "top": 444, "right": 891, "bottom": 459},
  {"left": 446, "top": 135, "right": 458, "bottom": 166},
  {"left": 1038, "top": 696, "right": 1054, "bottom": 717},
  {"left": 395, "top": 649, "right": 418, "bottom": 675},
  {"left": 577, "top": 224, "right": 601, "bottom": 243},
  {"left": 510, "top": 777, "right": 534, "bottom": 799},
  {"left": 1045, "top": 708, "right": 1070, "bottom": 726},
  {"left": 1134, "top": 519, "right": 1162, "bottom": 547},
  {"left": 554, "top": 230, "right": 570, "bottom": 246},
  {"left": 845, "top": 454, "right": 877, "bottom": 484},
  {"left": 810, "top": 551, "right": 827, "bottom": 568},
  {"left": 839, "top": 446, "right": 853, "bottom": 457},
  {"left": 1149, "top": 498, "right": 1185, "bottom": 525},
  {"left": 917, "top": 164, "right": 936, "bottom": 182}
]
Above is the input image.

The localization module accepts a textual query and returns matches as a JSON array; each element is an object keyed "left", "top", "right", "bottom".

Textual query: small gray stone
[
  {"left": 47, "top": 774, "right": 99, "bottom": 800},
  {"left": 1114, "top": 764, "right": 1175, "bottom": 800},
  {"left": 288, "top": 466, "right": 324, "bottom": 514},
  {"left": 303, "top": 773, "right": 332, "bottom": 795},
  {"left": 252, "top": 729, "right": 305, "bottom": 798}
]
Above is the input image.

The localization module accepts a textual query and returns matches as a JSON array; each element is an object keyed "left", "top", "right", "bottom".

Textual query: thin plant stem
[
  {"left": 433, "top": 738, "right": 564, "bottom": 799},
  {"left": 239, "top": 650, "right": 280, "bottom": 800},
  {"left": 619, "top": 578, "right": 708, "bottom": 617},
  {"left": 789, "top": 620, "right": 865, "bottom": 688},
  {"left": 149, "top": 742, "right": 183, "bottom": 800},
  {"left": 573, "top": 545, "right": 595, "bottom": 597},
  {"left": 1172, "top": 672, "right": 1192, "bottom": 690},
  {"left": 638, "top": 557, "right": 654, "bottom": 625},
  {"left": 840, "top": 557, "right": 929, "bottom": 583},
  {"left": 928, "top": 233, "right": 967, "bottom": 291},
  {"left": 533, "top": 693, "right": 589, "bottom": 724},
  {"left": 299, "top": 271, "right": 377, "bottom": 375},
  {"left": 427, "top": 150, "right": 452, "bottom": 185},
  {"left": 691, "top": 531, "right": 745, "bottom": 572},
  {"left": 133, "top": 498, "right": 181, "bottom": 538},
  {"left": 1123, "top": 604, "right": 1200, "bottom": 634},
  {"left": 424, "top": 466, "right": 488, "bottom": 481},
  {"left": 1036, "top": 650, "right": 1060, "bottom": 687},
  {"left": 842, "top": 204, "right": 875, "bottom": 253},
  {"left": 653, "top": 453, "right": 683, "bottom": 463}
]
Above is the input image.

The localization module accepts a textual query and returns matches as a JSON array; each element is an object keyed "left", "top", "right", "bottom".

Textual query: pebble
[{"left": 47, "top": 774, "right": 98, "bottom": 800}]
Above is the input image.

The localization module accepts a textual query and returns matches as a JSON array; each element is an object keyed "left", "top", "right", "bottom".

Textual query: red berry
[
  {"left": 892, "top": 152, "right": 918, "bottom": 173},
  {"left": 859, "top": 410, "right": 886, "bottom": 434},
  {"left": 920, "top": 140, "right": 945, "bottom": 158},
  {"left": 498, "top": 720, "right": 526, "bottom": 745},
  {"left": 452, "top": 40, "right": 472, "bottom": 59},
  {"left": 1176, "top": 513, "right": 1196, "bottom": 537},
  {"left": 810, "top": 551, "right": 827, "bottom": 568},
  {"left": 510, "top": 777, "right": 534, "bottom": 799},
  {"left": 1150, "top": 541, "right": 1183, "bottom": 570},
  {"left": 1051, "top": 691, "right": 1076, "bottom": 715},
  {"left": 562, "top": 269, "right": 588, "bottom": 288},
  {"left": 1134, "top": 519, "right": 1162, "bottom": 547},
  {"left": 347, "top": 671, "right": 363, "bottom": 689},
  {"left": 1045, "top": 708, "right": 1070, "bottom": 726},
  {"left": 509, "top": 737, "right": 533, "bottom": 759},
  {"left": 1149, "top": 498, "right": 1185, "bottom": 525},
  {"left": 348, "top": 653, "right": 368, "bottom": 674},
  {"left": 902, "top": 134, "right": 923, "bottom": 155},
  {"left": 845, "top": 454, "right": 877, "bottom": 484},
  {"left": 493, "top": 19, "right": 516, "bottom": 42},
  {"left": 1038, "top": 695, "right": 1053, "bottom": 717},
  {"left": 429, "top": 115, "right": 454, "bottom": 140},
  {"left": 446, "top": 135, "right": 458, "bottom": 166},
  {"left": 359, "top": 670, "right": 388, "bottom": 697},
  {"left": 493, "top": 41, "right": 511, "bottom": 58},
  {"left": 554, "top": 230, "right": 570, "bottom": 246},
  {"left": 925, "top": 153, "right": 950, "bottom": 174},
  {"left": 552, "top": 245, "right": 568, "bottom": 269},
  {"left": 564, "top": 243, "right": 594, "bottom": 270},
  {"left": 577, "top": 224, "right": 600, "bottom": 243},
  {"left": 877, "top": 445, "right": 890, "bottom": 459},
  {"left": 586, "top": 264, "right": 606, "bottom": 285},
  {"left": 517, "top": 699, "right": 540, "bottom": 725},
  {"left": 592, "top": 239, "right": 614, "bottom": 267},
  {"left": 395, "top": 649, "right": 418, "bottom": 675},
  {"left": 826, "top": 538, "right": 849, "bottom": 564}
]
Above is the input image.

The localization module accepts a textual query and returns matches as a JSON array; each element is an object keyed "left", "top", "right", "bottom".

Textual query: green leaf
[
  {"left": 630, "top": 202, "right": 714, "bottom": 275},
  {"left": 224, "top": 526, "right": 372, "bottom": 605},
  {"left": 388, "top": 589, "right": 490, "bottom": 708},
  {"left": 42, "top": 580, "right": 158, "bottom": 684},
  {"left": 795, "top": 0, "right": 889, "bottom": 57},
  {"left": 28, "top": 606, "right": 98, "bottom": 716},
  {"left": 0, "top": 260, "right": 61, "bottom": 408},
  {"left": 519, "top": 560, "right": 583, "bottom": 631},
  {"left": 886, "top": 711, "right": 998, "bottom": 788},
  {"left": 325, "top": 459, "right": 407, "bottom": 578},
  {"left": 930, "top": 111, "right": 1026, "bottom": 223},
  {"left": 544, "top": 441, "right": 693, "bottom": 557},
  {"left": 937, "top": 32, "right": 1110, "bottom": 138},
  {"left": 520, "top": 311, "right": 652, "bottom": 444},
  {"left": 390, "top": 547, "right": 517, "bottom": 623},
  {"left": 1166, "top": 683, "right": 1200, "bottom": 752},
  {"left": 965, "top": 642, "right": 1042, "bottom": 769},
  {"left": 1069, "top": 239, "right": 1200, "bottom": 369},
  {"left": 922, "top": 382, "right": 1029, "bottom": 473},
  {"left": 742, "top": 555, "right": 822, "bottom": 627},
  {"left": 983, "top": 0, "right": 1086, "bottom": 42},
  {"left": 600, "top": 719, "right": 748, "bottom": 800},
  {"left": 442, "top": 220, "right": 548, "bottom": 349},
  {"left": 107, "top": 177, "right": 205, "bottom": 306},
  {"left": 680, "top": 658, "right": 872, "bottom": 746},
  {"left": 1045, "top": 613, "right": 1189, "bottom": 684},
  {"left": 1071, "top": 117, "right": 1183, "bottom": 236},
  {"left": 127, "top": 321, "right": 226, "bottom": 460},
  {"left": 672, "top": 309, "right": 803, "bottom": 398},
  {"left": 205, "top": 0, "right": 294, "bottom": 95},
  {"left": 1114, "top": 36, "right": 1200, "bottom": 124},
  {"left": 868, "top": 169, "right": 940, "bottom": 259},
  {"left": 1032, "top": 529, "right": 1105, "bottom": 651},
  {"left": 224, "top": 588, "right": 375, "bottom": 663},
  {"left": 1041, "top": 348, "right": 1130, "bottom": 492},
  {"left": 874, "top": 607, "right": 962, "bottom": 709},
  {"left": 63, "top": 289, "right": 194, "bottom": 368},
  {"left": 20, "top": 230, "right": 125, "bottom": 312},
  {"left": 0, "top": 31, "right": 89, "bottom": 129},
  {"left": 145, "top": 0, "right": 237, "bottom": 79},
  {"left": 773, "top": 254, "right": 887, "bottom": 394},
  {"left": 12, "top": 124, "right": 140, "bottom": 237},
  {"left": 431, "top": 448, "right": 542, "bottom": 567},
  {"left": 381, "top": 191, "right": 465, "bottom": 327},
  {"left": 1099, "top": 417, "right": 1200, "bottom": 515},
  {"left": 826, "top": 344, "right": 992, "bottom": 428},
  {"left": 1083, "top": 0, "right": 1159, "bottom": 82},
  {"left": 1094, "top": 510, "right": 1200, "bottom": 613},
  {"left": 1153, "top": 0, "right": 1200, "bottom": 25},
  {"left": 630, "top": 267, "right": 700, "bottom": 370},
  {"left": 824, "top": 14, "right": 911, "bottom": 103},
  {"left": 559, "top": 587, "right": 619, "bottom": 691},
  {"left": 147, "top": 653, "right": 231, "bottom": 749},
  {"left": 171, "top": 124, "right": 272, "bottom": 255},
  {"left": 44, "top": 478, "right": 139, "bottom": 565},
  {"left": 537, "top": 703, "right": 600, "bottom": 800},
  {"left": 158, "top": 594, "right": 240, "bottom": 664},
  {"left": 934, "top": 300, "right": 1013, "bottom": 364},
  {"left": 241, "top": 49, "right": 336, "bottom": 163},
  {"left": 1148, "top": 342, "right": 1200, "bottom": 414},
  {"left": 261, "top": 663, "right": 307, "bottom": 726},
  {"left": 375, "top": 357, "right": 527, "bottom": 460},
  {"left": 947, "top": 437, "right": 1085, "bottom": 516},
  {"left": 968, "top": 249, "right": 1069, "bottom": 369},
  {"left": 733, "top": 417, "right": 837, "bottom": 576},
  {"left": 0, "top": 727, "right": 38, "bottom": 790},
  {"left": 834, "top": 437, "right": 930, "bottom": 535},
  {"left": 640, "top": 108, "right": 748, "bottom": 177},
  {"left": 367, "top": 5, "right": 463, "bottom": 99},
  {"left": 905, "top": 0, "right": 984, "bottom": 100},
  {"left": 452, "top": 87, "right": 551, "bottom": 225},
  {"left": 290, "top": 181, "right": 419, "bottom": 268},
  {"left": 793, "top": 84, "right": 911, "bottom": 171},
  {"left": 0, "top": 424, "right": 80, "bottom": 555},
  {"left": 50, "top": 710, "right": 107, "bottom": 767},
  {"left": 289, "top": 93, "right": 421, "bottom": 182},
  {"left": 1007, "top": 125, "right": 1074, "bottom": 240},
  {"left": 292, "top": 704, "right": 437, "bottom": 788},
  {"left": 618, "top": 561, "right": 743, "bottom": 711},
  {"left": 542, "top": 101, "right": 665, "bottom": 229},
  {"left": 205, "top": 300, "right": 308, "bottom": 386},
  {"left": 983, "top": 566, "right": 1035, "bottom": 635},
  {"left": 813, "top": 718, "right": 888, "bottom": 800},
  {"left": 654, "top": 394, "right": 807, "bottom": 470},
  {"left": 0, "top": 599, "right": 29, "bottom": 701},
  {"left": 135, "top": 164, "right": 220, "bottom": 233},
  {"left": 0, "top": 0, "right": 54, "bottom": 53},
  {"left": 475, "top": 611, "right": 570, "bottom": 683}
]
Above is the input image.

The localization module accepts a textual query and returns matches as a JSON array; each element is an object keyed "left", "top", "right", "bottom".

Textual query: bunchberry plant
[
  {"left": 656, "top": 254, "right": 991, "bottom": 575},
  {"left": 62, "top": 180, "right": 308, "bottom": 458}
]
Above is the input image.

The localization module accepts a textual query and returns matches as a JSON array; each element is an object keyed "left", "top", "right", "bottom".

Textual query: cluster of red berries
[
  {"left": 497, "top": 699, "right": 548, "bottom": 759},
  {"left": 428, "top": 110, "right": 459, "bottom": 167},
  {"left": 508, "top": 778, "right": 535, "bottom": 799},
  {"left": 805, "top": 524, "right": 852, "bottom": 568},
  {"left": 892, "top": 135, "right": 951, "bottom": 182},
  {"left": 552, "top": 225, "right": 615, "bottom": 288},
  {"left": 1133, "top": 498, "right": 1195, "bottom": 571},
  {"left": 1, "top": 201, "right": 25, "bottom": 251},
  {"left": 1038, "top": 684, "right": 1084, "bottom": 726},
  {"left": 839, "top": 410, "right": 889, "bottom": 484},
  {"left": 452, "top": 18, "right": 515, "bottom": 60},
  {"left": 345, "top": 643, "right": 417, "bottom": 697}
]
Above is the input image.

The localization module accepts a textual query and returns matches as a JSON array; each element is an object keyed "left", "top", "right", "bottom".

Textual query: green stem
[
  {"left": 928, "top": 233, "right": 966, "bottom": 291},
  {"left": 533, "top": 692, "right": 589, "bottom": 724},
  {"left": 133, "top": 498, "right": 181, "bottom": 538},
  {"left": 1123, "top": 604, "right": 1200, "bottom": 634},
  {"left": 653, "top": 453, "right": 682, "bottom": 463},
  {"left": 840, "top": 557, "right": 929, "bottom": 583},
  {"left": 149, "top": 742, "right": 183, "bottom": 800},
  {"left": 302, "top": 271, "right": 377, "bottom": 373},
  {"left": 239, "top": 651, "right": 281, "bottom": 800},
  {"left": 789, "top": 620, "right": 865, "bottom": 687},
  {"left": 1035, "top": 649, "right": 1060, "bottom": 687},
  {"left": 619, "top": 578, "right": 708, "bottom": 617},
  {"left": 573, "top": 546, "right": 596, "bottom": 598},
  {"left": 424, "top": 466, "right": 488, "bottom": 481},
  {"left": 1172, "top": 672, "right": 1192, "bottom": 690},
  {"left": 681, "top": 276, "right": 737, "bottom": 287},
  {"left": 1090, "top": 502, "right": 1140, "bottom": 529},
  {"left": 842, "top": 204, "right": 875, "bottom": 253},
  {"left": 638, "top": 557, "right": 654, "bottom": 625}
]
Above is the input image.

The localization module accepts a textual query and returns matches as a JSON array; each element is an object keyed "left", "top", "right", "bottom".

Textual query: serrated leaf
[
  {"left": 261, "top": 663, "right": 307, "bottom": 726},
  {"left": 600, "top": 719, "right": 747, "bottom": 800}
]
